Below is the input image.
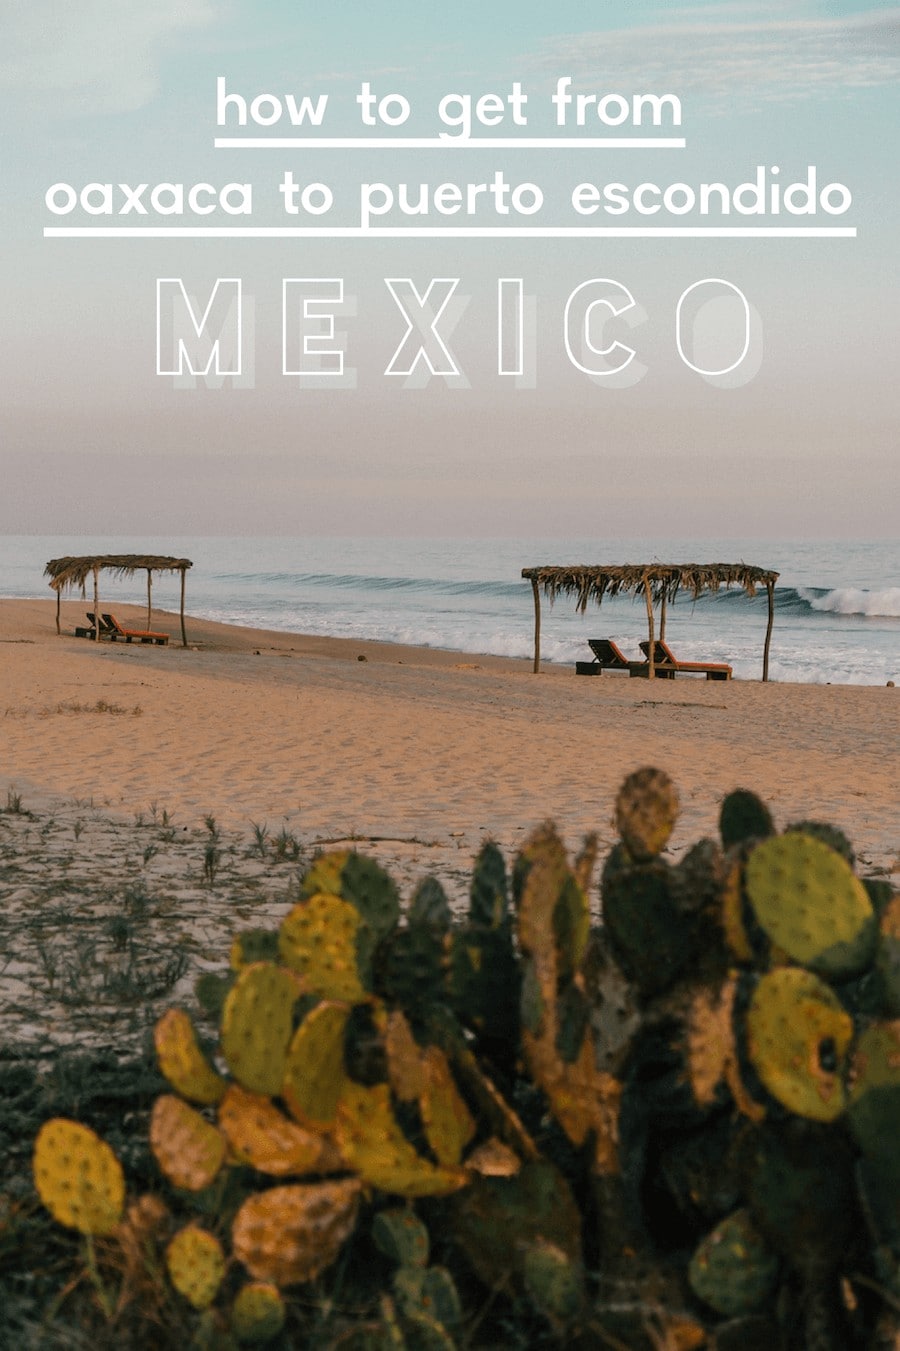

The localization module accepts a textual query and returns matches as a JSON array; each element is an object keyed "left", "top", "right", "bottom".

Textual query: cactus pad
[
  {"left": 614, "top": 767, "right": 679, "bottom": 861},
  {"left": 231, "top": 1282, "right": 286, "bottom": 1343},
  {"left": 743, "top": 968, "right": 853, "bottom": 1121},
  {"left": 231, "top": 929, "right": 281, "bottom": 970},
  {"left": 279, "top": 893, "right": 368, "bottom": 1001},
  {"left": 719, "top": 789, "right": 774, "bottom": 848},
  {"left": 847, "top": 1019, "right": 900, "bottom": 1157},
  {"left": 282, "top": 1001, "right": 350, "bottom": 1127},
  {"left": 688, "top": 1208, "right": 779, "bottom": 1316},
  {"left": 33, "top": 1119, "right": 125, "bottom": 1236},
  {"left": 219, "top": 1083, "right": 340, "bottom": 1175},
  {"left": 520, "top": 1239, "right": 584, "bottom": 1323},
  {"left": 419, "top": 1046, "right": 476, "bottom": 1167},
  {"left": 684, "top": 974, "right": 740, "bottom": 1110},
  {"left": 232, "top": 1179, "right": 362, "bottom": 1285},
  {"left": 150, "top": 1094, "right": 227, "bottom": 1191},
  {"left": 469, "top": 840, "right": 509, "bottom": 926},
  {"left": 335, "top": 1081, "right": 468, "bottom": 1197},
  {"left": 154, "top": 1007, "right": 226, "bottom": 1105},
  {"left": 393, "top": 1265, "right": 462, "bottom": 1328},
  {"left": 165, "top": 1225, "right": 225, "bottom": 1309},
  {"left": 372, "top": 1208, "right": 430, "bottom": 1266},
  {"left": 743, "top": 833, "right": 876, "bottom": 978},
  {"left": 384, "top": 1008, "right": 426, "bottom": 1103},
  {"left": 221, "top": 961, "right": 302, "bottom": 1095}
]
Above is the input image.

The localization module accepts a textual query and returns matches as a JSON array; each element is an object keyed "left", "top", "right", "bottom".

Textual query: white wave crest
[{"left": 807, "top": 587, "right": 900, "bottom": 618}]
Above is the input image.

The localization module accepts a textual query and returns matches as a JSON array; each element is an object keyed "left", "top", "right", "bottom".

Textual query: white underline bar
[
  {"left": 214, "top": 136, "right": 687, "bottom": 150},
  {"left": 44, "top": 226, "right": 857, "bottom": 239}
]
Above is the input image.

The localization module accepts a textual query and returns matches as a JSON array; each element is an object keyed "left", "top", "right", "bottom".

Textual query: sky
[{"left": 1, "top": 0, "right": 898, "bottom": 537}]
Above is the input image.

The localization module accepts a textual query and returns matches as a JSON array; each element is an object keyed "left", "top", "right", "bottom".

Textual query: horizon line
[{"left": 43, "top": 225, "right": 857, "bottom": 239}]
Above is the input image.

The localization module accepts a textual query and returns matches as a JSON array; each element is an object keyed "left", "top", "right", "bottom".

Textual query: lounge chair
[
  {"left": 75, "top": 612, "right": 116, "bottom": 640},
  {"left": 103, "top": 612, "right": 169, "bottom": 646},
  {"left": 639, "top": 639, "right": 732, "bottom": 681},
  {"left": 577, "top": 638, "right": 651, "bottom": 677}
]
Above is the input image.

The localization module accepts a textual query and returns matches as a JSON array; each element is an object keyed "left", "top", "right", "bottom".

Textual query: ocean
[{"left": 2, "top": 536, "right": 897, "bottom": 686}]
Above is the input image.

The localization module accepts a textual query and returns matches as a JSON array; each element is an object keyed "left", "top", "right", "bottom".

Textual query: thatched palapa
[
  {"left": 521, "top": 563, "right": 779, "bottom": 680},
  {"left": 45, "top": 555, "right": 193, "bottom": 648}
]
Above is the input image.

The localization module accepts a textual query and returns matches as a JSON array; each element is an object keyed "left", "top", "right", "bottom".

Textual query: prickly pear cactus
[
  {"left": 150, "top": 1093, "right": 228, "bottom": 1192},
  {"left": 614, "top": 765, "right": 679, "bottom": 861},
  {"left": 517, "top": 823, "right": 621, "bottom": 1174},
  {"left": 741, "top": 967, "right": 853, "bottom": 1121},
  {"left": 218, "top": 1083, "right": 340, "bottom": 1175},
  {"left": 230, "top": 1282, "right": 286, "bottom": 1343},
  {"left": 282, "top": 1000, "right": 350, "bottom": 1127},
  {"left": 372, "top": 1208, "right": 430, "bottom": 1267},
  {"left": 231, "top": 1179, "right": 363, "bottom": 1285},
  {"left": 279, "top": 892, "right": 368, "bottom": 1001},
  {"left": 335, "top": 1081, "right": 467, "bottom": 1198},
  {"left": 33, "top": 1119, "right": 125, "bottom": 1236},
  {"left": 220, "top": 961, "right": 302, "bottom": 1095},
  {"left": 688, "top": 1208, "right": 779, "bottom": 1316},
  {"left": 719, "top": 788, "right": 774, "bottom": 848},
  {"left": 742, "top": 832, "right": 876, "bottom": 978},
  {"left": 166, "top": 1224, "right": 226, "bottom": 1309},
  {"left": 154, "top": 1007, "right": 226, "bottom": 1105}
]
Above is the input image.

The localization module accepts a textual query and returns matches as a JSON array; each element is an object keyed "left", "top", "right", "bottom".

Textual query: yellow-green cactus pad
[
  {"left": 299, "top": 850, "right": 350, "bottom": 899},
  {"left": 744, "top": 833, "right": 876, "bottom": 978},
  {"left": 150, "top": 1094, "right": 227, "bottom": 1191},
  {"left": 231, "top": 1282, "right": 286, "bottom": 1343},
  {"left": 219, "top": 1083, "right": 340, "bottom": 1176},
  {"left": 384, "top": 1008, "right": 426, "bottom": 1104},
  {"left": 166, "top": 1224, "right": 226, "bottom": 1309},
  {"left": 154, "top": 1008, "right": 226, "bottom": 1106},
  {"left": 744, "top": 968, "right": 853, "bottom": 1121},
  {"left": 33, "top": 1119, "right": 125, "bottom": 1236},
  {"left": 232, "top": 1179, "right": 362, "bottom": 1285},
  {"left": 614, "top": 767, "right": 679, "bottom": 861},
  {"left": 335, "top": 1082, "right": 468, "bottom": 1197},
  {"left": 221, "top": 961, "right": 302, "bottom": 1096},
  {"left": 419, "top": 1046, "right": 476, "bottom": 1167},
  {"left": 282, "top": 1001, "right": 350, "bottom": 1127},
  {"left": 278, "top": 893, "right": 367, "bottom": 1001}
]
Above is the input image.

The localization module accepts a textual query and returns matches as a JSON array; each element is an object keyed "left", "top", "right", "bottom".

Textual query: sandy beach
[
  {"left": 1, "top": 595, "right": 897, "bottom": 1058},
  {"left": 3, "top": 597, "right": 897, "bottom": 867}
]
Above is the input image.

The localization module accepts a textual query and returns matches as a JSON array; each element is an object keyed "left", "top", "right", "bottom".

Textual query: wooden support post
[
  {"left": 180, "top": 568, "right": 188, "bottom": 648},
  {"left": 531, "top": 578, "right": 541, "bottom": 673},
  {"left": 93, "top": 566, "right": 100, "bottom": 641},
  {"left": 763, "top": 581, "right": 775, "bottom": 682},
  {"left": 146, "top": 570, "right": 152, "bottom": 629},
  {"left": 55, "top": 590, "right": 61, "bottom": 635},
  {"left": 643, "top": 577, "right": 655, "bottom": 678}
]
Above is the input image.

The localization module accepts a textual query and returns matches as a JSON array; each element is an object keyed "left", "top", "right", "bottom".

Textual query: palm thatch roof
[
  {"left": 521, "top": 562, "right": 779, "bottom": 679},
  {"left": 521, "top": 563, "right": 778, "bottom": 611},
  {"left": 45, "top": 554, "right": 193, "bottom": 647},
  {"left": 45, "top": 555, "right": 192, "bottom": 592}
]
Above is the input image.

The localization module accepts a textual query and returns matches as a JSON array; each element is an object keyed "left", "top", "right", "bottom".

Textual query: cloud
[
  {"left": 0, "top": 0, "right": 216, "bottom": 113},
  {"left": 531, "top": 8, "right": 900, "bottom": 105}
]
